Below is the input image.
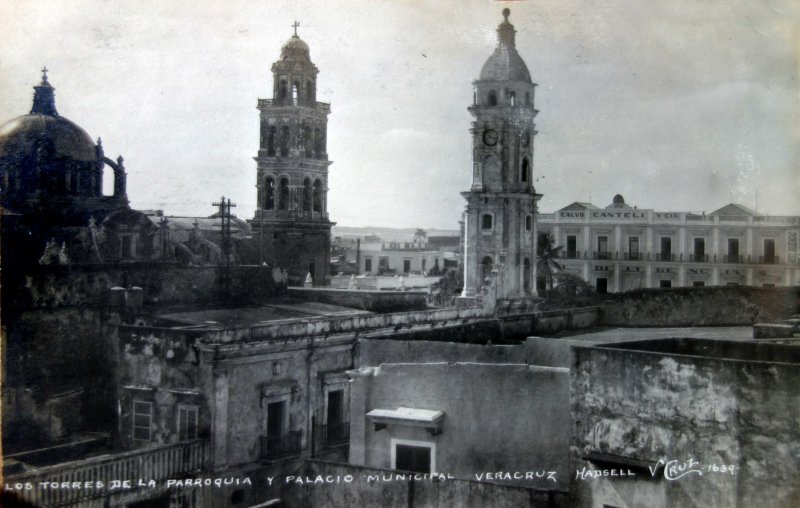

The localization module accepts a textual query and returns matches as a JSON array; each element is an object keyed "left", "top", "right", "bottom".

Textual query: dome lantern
[{"left": 30, "top": 66, "right": 58, "bottom": 116}]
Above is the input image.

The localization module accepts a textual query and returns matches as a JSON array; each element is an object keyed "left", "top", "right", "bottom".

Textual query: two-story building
[{"left": 537, "top": 195, "right": 800, "bottom": 292}]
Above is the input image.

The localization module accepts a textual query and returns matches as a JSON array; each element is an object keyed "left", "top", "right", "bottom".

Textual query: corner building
[
  {"left": 538, "top": 196, "right": 800, "bottom": 291},
  {"left": 249, "top": 27, "right": 333, "bottom": 285},
  {"left": 462, "top": 9, "right": 542, "bottom": 298}
]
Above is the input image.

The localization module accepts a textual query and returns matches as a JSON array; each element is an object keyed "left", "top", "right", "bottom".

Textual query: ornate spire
[
  {"left": 497, "top": 8, "right": 516, "bottom": 48},
  {"left": 292, "top": 20, "right": 300, "bottom": 37},
  {"left": 30, "top": 67, "right": 58, "bottom": 116}
]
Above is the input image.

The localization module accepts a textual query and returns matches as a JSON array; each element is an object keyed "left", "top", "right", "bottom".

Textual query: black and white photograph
[{"left": 1, "top": 0, "right": 799, "bottom": 507}]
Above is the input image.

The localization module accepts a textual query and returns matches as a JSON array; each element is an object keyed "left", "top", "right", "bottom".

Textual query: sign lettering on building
[
  {"left": 591, "top": 211, "right": 646, "bottom": 219},
  {"left": 655, "top": 213, "right": 680, "bottom": 219},
  {"left": 560, "top": 212, "right": 585, "bottom": 218}
]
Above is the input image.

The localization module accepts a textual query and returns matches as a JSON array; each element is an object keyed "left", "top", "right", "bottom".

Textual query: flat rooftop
[{"left": 154, "top": 299, "right": 371, "bottom": 328}]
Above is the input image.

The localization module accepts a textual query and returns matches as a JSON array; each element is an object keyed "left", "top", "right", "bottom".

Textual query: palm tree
[{"left": 537, "top": 232, "right": 563, "bottom": 292}]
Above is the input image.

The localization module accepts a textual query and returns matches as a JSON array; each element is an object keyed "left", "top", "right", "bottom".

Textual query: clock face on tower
[{"left": 482, "top": 129, "right": 498, "bottom": 146}]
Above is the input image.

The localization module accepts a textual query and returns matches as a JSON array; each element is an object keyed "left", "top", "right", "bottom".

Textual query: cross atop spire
[
  {"left": 292, "top": 21, "right": 300, "bottom": 36},
  {"left": 41, "top": 66, "right": 49, "bottom": 82}
]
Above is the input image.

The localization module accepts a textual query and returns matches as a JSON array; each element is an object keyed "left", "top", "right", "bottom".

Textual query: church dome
[
  {"left": 0, "top": 71, "right": 97, "bottom": 163},
  {"left": 0, "top": 114, "right": 97, "bottom": 162},
  {"left": 479, "top": 9, "right": 532, "bottom": 83}
]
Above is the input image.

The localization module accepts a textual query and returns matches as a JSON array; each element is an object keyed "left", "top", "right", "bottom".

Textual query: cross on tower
[
  {"left": 41, "top": 66, "right": 49, "bottom": 81},
  {"left": 292, "top": 21, "right": 300, "bottom": 36}
]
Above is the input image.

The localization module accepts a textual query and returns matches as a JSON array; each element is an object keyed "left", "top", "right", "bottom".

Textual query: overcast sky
[{"left": 1, "top": 0, "right": 798, "bottom": 229}]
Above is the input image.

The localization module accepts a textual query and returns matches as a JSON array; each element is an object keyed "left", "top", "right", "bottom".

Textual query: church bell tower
[
  {"left": 250, "top": 22, "right": 334, "bottom": 285},
  {"left": 462, "top": 9, "right": 542, "bottom": 298}
]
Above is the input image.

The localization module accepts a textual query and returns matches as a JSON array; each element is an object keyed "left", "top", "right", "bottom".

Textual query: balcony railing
[
  {"left": 5, "top": 439, "right": 207, "bottom": 507},
  {"left": 258, "top": 98, "right": 331, "bottom": 112},
  {"left": 318, "top": 422, "right": 350, "bottom": 448},
  {"left": 542, "top": 251, "right": 789, "bottom": 265},
  {"left": 260, "top": 431, "right": 302, "bottom": 461}
]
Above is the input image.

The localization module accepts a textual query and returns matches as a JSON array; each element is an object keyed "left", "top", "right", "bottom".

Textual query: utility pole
[{"left": 213, "top": 196, "right": 237, "bottom": 296}]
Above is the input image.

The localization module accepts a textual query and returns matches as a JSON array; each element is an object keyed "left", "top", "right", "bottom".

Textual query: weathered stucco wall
[
  {"left": 349, "top": 363, "right": 570, "bottom": 491},
  {"left": 118, "top": 324, "right": 357, "bottom": 469},
  {"left": 570, "top": 340, "right": 800, "bottom": 508},
  {"left": 601, "top": 286, "right": 800, "bottom": 327},
  {"left": 117, "top": 326, "right": 207, "bottom": 449},
  {"left": 282, "top": 460, "right": 567, "bottom": 508}
]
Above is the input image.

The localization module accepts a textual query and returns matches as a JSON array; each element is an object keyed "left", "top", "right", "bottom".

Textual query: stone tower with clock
[
  {"left": 249, "top": 23, "right": 334, "bottom": 285},
  {"left": 461, "top": 9, "right": 542, "bottom": 299}
]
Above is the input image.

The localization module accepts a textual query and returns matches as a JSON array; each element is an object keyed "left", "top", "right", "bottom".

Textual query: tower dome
[
  {"left": 479, "top": 9, "right": 532, "bottom": 83},
  {"left": 280, "top": 22, "right": 312, "bottom": 63}
]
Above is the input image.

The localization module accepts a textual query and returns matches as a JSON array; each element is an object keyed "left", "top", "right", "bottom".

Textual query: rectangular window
[
  {"left": 392, "top": 439, "right": 434, "bottom": 474},
  {"left": 628, "top": 237, "right": 639, "bottom": 260},
  {"left": 597, "top": 236, "right": 608, "bottom": 259},
  {"left": 403, "top": 259, "right": 411, "bottom": 273},
  {"left": 364, "top": 257, "right": 372, "bottom": 273},
  {"left": 692, "top": 281, "right": 705, "bottom": 287},
  {"left": 763, "top": 238, "right": 776, "bottom": 263},
  {"left": 482, "top": 214, "right": 493, "bottom": 230},
  {"left": 660, "top": 237, "right": 672, "bottom": 260},
  {"left": 396, "top": 445, "right": 431, "bottom": 473},
  {"left": 693, "top": 238, "right": 705, "bottom": 261},
  {"left": 728, "top": 238, "right": 739, "bottom": 262},
  {"left": 660, "top": 280, "right": 672, "bottom": 288},
  {"left": 421, "top": 259, "right": 427, "bottom": 272},
  {"left": 121, "top": 235, "right": 134, "bottom": 259},
  {"left": 133, "top": 401, "right": 152, "bottom": 441},
  {"left": 178, "top": 405, "right": 198, "bottom": 441},
  {"left": 595, "top": 278, "right": 608, "bottom": 294},
  {"left": 566, "top": 236, "right": 577, "bottom": 259}
]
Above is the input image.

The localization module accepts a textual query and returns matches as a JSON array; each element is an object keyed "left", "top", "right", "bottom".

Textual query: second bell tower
[
  {"left": 250, "top": 23, "right": 334, "bottom": 285},
  {"left": 462, "top": 9, "right": 542, "bottom": 299}
]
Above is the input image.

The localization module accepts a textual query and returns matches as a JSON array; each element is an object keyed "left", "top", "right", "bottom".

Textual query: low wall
[
  {"left": 201, "top": 305, "right": 599, "bottom": 346},
  {"left": 282, "top": 460, "right": 567, "bottom": 508},
  {"left": 601, "top": 286, "right": 800, "bottom": 327},
  {"left": 357, "top": 339, "right": 525, "bottom": 366},
  {"left": 287, "top": 287, "right": 428, "bottom": 313}
]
